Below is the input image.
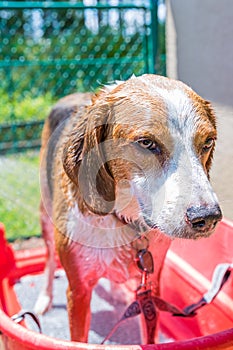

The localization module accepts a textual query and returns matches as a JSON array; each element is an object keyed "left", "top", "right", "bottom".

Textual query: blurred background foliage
[
  {"left": 0, "top": 1, "right": 166, "bottom": 124},
  {"left": 0, "top": 1, "right": 166, "bottom": 125}
]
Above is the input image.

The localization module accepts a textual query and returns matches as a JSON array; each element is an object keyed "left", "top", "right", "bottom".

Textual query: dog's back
[{"left": 35, "top": 92, "right": 92, "bottom": 316}]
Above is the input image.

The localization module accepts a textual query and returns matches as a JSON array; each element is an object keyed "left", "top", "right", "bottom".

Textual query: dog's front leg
[
  {"left": 56, "top": 235, "right": 97, "bottom": 342},
  {"left": 66, "top": 282, "right": 92, "bottom": 342},
  {"left": 34, "top": 201, "right": 56, "bottom": 314}
]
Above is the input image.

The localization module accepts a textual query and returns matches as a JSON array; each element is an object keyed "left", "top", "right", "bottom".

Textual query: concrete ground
[
  {"left": 14, "top": 271, "right": 144, "bottom": 345},
  {"left": 210, "top": 103, "right": 233, "bottom": 221}
]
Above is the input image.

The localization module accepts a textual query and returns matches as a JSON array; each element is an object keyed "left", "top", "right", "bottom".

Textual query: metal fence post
[{"left": 148, "top": 0, "right": 158, "bottom": 74}]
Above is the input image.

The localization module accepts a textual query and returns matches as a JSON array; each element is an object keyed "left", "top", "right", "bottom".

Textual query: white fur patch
[
  {"left": 156, "top": 87, "right": 199, "bottom": 136},
  {"left": 66, "top": 202, "right": 138, "bottom": 249}
]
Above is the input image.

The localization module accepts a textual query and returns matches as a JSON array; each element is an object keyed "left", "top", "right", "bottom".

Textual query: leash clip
[
  {"left": 134, "top": 245, "right": 154, "bottom": 292},
  {"left": 11, "top": 309, "right": 42, "bottom": 333}
]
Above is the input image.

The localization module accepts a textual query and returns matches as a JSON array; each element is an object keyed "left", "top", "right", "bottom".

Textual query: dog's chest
[
  {"left": 65, "top": 205, "right": 171, "bottom": 284},
  {"left": 65, "top": 206, "right": 140, "bottom": 282},
  {"left": 79, "top": 244, "right": 137, "bottom": 283}
]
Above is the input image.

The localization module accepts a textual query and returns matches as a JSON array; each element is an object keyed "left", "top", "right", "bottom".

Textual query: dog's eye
[
  {"left": 202, "top": 137, "right": 215, "bottom": 153},
  {"left": 137, "top": 138, "right": 162, "bottom": 154}
]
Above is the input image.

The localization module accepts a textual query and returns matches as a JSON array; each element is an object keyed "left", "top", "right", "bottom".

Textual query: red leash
[{"left": 102, "top": 246, "right": 233, "bottom": 345}]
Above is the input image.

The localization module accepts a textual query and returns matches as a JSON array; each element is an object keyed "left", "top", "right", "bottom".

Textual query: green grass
[{"left": 0, "top": 151, "right": 41, "bottom": 241}]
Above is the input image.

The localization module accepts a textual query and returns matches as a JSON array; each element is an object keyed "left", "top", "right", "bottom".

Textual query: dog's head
[{"left": 63, "top": 74, "right": 222, "bottom": 239}]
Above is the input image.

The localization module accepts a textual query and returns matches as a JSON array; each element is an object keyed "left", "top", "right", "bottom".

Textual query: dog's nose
[{"left": 186, "top": 204, "right": 222, "bottom": 231}]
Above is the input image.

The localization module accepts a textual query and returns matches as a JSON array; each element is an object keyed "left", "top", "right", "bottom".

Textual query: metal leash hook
[{"left": 11, "top": 309, "right": 42, "bottom": 333}]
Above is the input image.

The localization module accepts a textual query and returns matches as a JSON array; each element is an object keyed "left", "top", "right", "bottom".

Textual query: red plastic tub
[{"left": 0, "top": 220, "right": 233, "bottom": 349}]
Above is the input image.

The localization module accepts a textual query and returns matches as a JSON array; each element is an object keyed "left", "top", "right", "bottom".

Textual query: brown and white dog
[{"left": 35, "top": 74, "right": 222, "bottom": 343}]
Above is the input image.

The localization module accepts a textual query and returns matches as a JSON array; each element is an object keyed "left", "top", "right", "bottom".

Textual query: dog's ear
[
  {"left": 204, "top": 100, "right": 217, "bottom": 176},
  {"left": 62, "top": 104, "right": 115, "bottom": 215}
]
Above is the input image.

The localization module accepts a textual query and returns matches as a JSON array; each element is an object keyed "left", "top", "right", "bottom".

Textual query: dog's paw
[{"left": 34, "top": 292, "right": 52, "bottom": 315}]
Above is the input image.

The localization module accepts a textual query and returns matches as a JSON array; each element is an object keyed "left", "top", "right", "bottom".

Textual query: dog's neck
[{"left": 66, "top": 201, "right": 138, "bottom": 249}]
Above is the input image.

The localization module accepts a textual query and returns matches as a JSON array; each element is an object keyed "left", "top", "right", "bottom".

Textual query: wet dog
[{"left": 35, "top": 74, "right": 222, "bottom": 342}]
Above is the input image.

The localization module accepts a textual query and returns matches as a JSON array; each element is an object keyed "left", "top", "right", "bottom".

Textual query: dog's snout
[{"left": 186, "top": 204, "right": 222, "bottom": 232}]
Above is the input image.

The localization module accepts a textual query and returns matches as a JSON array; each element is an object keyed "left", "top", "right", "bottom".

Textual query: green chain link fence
[{"left": 0, "top": 0, "right": 166, "bottom": 153}]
